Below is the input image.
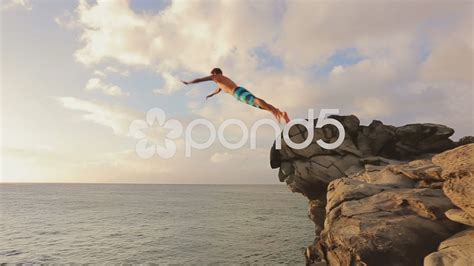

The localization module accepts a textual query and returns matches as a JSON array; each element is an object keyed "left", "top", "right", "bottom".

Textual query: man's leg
[{"left": 253, "top": 98, "right": 289, "bottom": 123}]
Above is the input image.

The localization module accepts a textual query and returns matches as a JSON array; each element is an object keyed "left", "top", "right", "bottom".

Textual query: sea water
[{"left": 0, "top": 184, "right": 313, "bottom": 264}]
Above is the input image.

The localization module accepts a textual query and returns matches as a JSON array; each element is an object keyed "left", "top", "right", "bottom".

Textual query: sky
[{"left": 1, "top": 0, "right": 473, "bottom": 184}]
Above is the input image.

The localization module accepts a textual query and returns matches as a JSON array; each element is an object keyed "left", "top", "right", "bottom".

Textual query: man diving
[{"left": 182, "top": 68, "right": 290, "bottom": 123}]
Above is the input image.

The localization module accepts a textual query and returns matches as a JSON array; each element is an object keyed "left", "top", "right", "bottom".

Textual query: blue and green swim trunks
[{"left": 233, "top": 86, "right": 262, "bottom": 109}]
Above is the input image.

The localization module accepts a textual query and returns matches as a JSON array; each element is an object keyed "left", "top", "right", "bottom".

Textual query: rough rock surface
[
  {"left": 424, "top": 144, "right": 474, "bottom": 266},
  {"left": 270, "top": 115, "right": 473, "bottom": 266},
  {"left": 424, "top": 229, "right": 474, "bottom": 266}
]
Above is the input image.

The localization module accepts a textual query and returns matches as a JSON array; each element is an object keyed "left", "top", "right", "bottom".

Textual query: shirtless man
[{"left": 182, "top": 68, "right": 289, "bottom": 123}]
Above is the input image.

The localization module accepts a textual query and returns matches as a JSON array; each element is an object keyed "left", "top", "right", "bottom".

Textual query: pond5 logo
[{"left": 129, "top": 108, "right": 345, "bottom": 159}]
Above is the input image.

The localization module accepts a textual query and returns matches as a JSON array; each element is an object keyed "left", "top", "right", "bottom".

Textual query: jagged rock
[
  {"left": 271, "top": 115, "right": 463, "bottom": 198},
  {"left": 270, "top": 115, "right": 473, "bottom": 265},
  {"left": 456, "top": 136, "right": 474, "bottom": 146},
  {"left": 424, "top": 229, "right": 474, "bottom": 266},
  {"left": 395, "top": 123, "right": 455, "bottom": 154},
  {"left": 387, "top": 159, "right": 444, "bottom": 183},
  {"left": 353, "top": 164, "right": 416, "bottom": 188},
  {"left": 445, "top": 209, "right": 474, "bottom": 226}
]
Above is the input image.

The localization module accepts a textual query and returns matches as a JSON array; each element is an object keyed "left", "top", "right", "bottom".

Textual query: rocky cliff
[{"left": 270, "top": 115, "right": 473, "bottom": 266}]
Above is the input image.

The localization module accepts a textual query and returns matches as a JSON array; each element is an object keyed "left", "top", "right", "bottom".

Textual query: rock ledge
[{"left": 270, "top": 115, "right": 473, "bottom": 265}]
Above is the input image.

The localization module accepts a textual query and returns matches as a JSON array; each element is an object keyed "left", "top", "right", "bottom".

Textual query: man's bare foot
[{"left": 281, "top": 111, "right": 290, "bottom": 123}]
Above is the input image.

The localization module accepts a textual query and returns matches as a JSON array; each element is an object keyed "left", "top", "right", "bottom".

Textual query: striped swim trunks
[{"left": 233, "top": 86, "right": 262, "bottom": 109}]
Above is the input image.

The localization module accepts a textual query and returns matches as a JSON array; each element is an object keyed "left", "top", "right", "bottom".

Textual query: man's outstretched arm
[
  {"left": 182, "top": 75, "right": 212, "bottom": 85},
  {"left": 206, "top": 88, "right": 221, "bottom": 100}
]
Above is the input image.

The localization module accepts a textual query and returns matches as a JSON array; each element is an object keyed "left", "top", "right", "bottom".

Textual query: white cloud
[
  {"left": 419, "top": 17, "right": 473, "bottom": 83},
  {"left": 93, "top": 70, "right": 106, "bottom": 78},
  {"left": 56, "top": 98, "right": 179, "bottom": 146},
  {"left": 271, "top": 1, "right": 468, "bottom": 68},
  {"left": 353, "top": 97, "right": 394, "bottom": 118},
  {"left": 54, "top": 10, "right": 79, "bottom": 30},
  {"left": 67, "top": 0, "right": 281, "bottom": 83},
  {"left": 1, "top": 0, "right": 32, "bottom": 11},
  {"left": 56, "top": 97, "right": 139, "bottom": 136},
  {"left": 105, "top": 66, "right": 130, "bottom": 76},
  {"left": 91, "top": 67, "right": 130, "bottom": 79},
  {"left": 84, "top": 77, "right": 129, "bottom": 97},
  {"left": 73, "top": 0, "right": 152, "bottom": 66},
  {"left": 153, "top": 72, "right": 182, "bottom": 95},
  {"left": 331, "top": 65, "right": 345, "bottom": 75}
]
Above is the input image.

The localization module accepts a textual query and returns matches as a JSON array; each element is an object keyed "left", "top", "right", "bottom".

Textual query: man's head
[{"left": 210, "top": 68, "right": 223, "bottom": 75}]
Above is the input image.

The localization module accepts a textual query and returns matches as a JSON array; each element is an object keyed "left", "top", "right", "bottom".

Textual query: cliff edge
[{"left": 270, "top": 115, "right": 473, "bottom": 266}]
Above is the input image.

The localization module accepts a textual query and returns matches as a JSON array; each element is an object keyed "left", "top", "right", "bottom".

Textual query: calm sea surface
[{"left": 0, "top": 184, "right": 313, "bottom": 264}]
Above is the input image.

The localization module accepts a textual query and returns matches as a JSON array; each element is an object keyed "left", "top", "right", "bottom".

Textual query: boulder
[
  {"left": 424, "top": 229, "right": 474, "bottom": 266},
  {"left": 445, "top": 209, "right": 474, "bottom": 226}
]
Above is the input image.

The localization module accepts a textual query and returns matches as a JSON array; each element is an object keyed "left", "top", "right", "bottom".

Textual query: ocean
[{"left": 0, "top": 184, "right": 313, "bottom": 264}]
